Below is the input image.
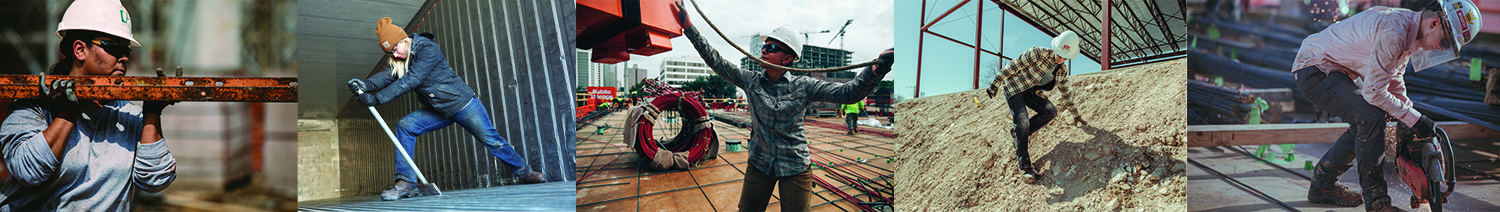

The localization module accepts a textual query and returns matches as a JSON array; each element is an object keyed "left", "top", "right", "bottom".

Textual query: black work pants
[
  {"left": 1007, "top": 87, "right": 1057, "bottom": 168},
  {"left": 1295, "top": 67, "right": 1391, "bottom": 210}
]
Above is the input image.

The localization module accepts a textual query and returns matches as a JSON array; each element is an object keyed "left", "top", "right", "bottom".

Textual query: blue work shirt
[{"left": 0, "top": 100, "right": 176, "bottom": 211}]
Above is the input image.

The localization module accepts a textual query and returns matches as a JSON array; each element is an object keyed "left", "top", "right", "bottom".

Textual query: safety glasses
[
  {"left": 761, "top": 43, "right": 786, "bottom": 54},
  {"left": 89, "top": 39, "right": 132, "bottom": 59}
]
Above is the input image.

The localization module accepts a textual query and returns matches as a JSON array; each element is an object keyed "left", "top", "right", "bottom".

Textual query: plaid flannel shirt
[{"left": 986, "top": 46, "right": 1077, "bottom": 113}]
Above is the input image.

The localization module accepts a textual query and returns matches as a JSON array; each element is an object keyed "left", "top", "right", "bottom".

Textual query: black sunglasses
[
  {"left": 89, "top": 39, "right": 132, "bottom": 59},
  {"left": 761, "top": 43, "right": 787, "bottom": 54}
]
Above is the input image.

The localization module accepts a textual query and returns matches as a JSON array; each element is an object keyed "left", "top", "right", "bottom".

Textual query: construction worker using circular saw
[
  {"left": 347, "top": 17, "right": 545, "bottom": 201},
  {"left": 1291, "top": 0, "right": 1480, "bottom": 211},
  {"left": 0, "top": 0, "right": 178, "bottom": 210},
  {"left": 674, "top": 3, "right": 895, "bottom": 211},
  {"left": 983, "top": 30, "right": 1087, "bottom": 184}
]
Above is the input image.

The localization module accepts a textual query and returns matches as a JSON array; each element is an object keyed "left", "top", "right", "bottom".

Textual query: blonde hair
[{"left": 388, "top": 38, "right": 414, "bottom": 78}]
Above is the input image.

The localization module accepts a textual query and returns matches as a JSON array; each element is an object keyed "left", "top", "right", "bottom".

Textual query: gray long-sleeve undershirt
[{"left": 0, "top": 100, "right": 176, "bottom": 212}]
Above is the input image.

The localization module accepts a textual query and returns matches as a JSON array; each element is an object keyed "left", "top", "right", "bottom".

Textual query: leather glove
[
  {"left": 347, "top": 79, "right": 371, "bottom": 94},
  {"left": 143, "top": 101, "right": 176, "bottom": 115},
  {"left": 41, "top": 78, "right": 81, "bottom": 121},
  {"left": 356, "top": 93, "right": 380, "bottom": 106},
  {"left": 674, "top": 0, "right": 693, "bottom": 29},
  {"left": 144, "top": 71, "right": 178, "bottom": 115},
  {"left": 1412, "top": 116, "right": 1437, "bottom": 139},
  {"left": 873, "top": 48, "right": 895, "bottom": 75}
]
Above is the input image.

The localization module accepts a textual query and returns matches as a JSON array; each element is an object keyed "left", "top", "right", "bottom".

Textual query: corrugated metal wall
[{"left": 334, "top": 0, "right": 577, "bottom": 195}]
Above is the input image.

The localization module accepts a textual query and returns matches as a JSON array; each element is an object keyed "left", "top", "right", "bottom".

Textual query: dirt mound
[{"left": 895, "top": 59, "right": 1187, "bottom": 211}]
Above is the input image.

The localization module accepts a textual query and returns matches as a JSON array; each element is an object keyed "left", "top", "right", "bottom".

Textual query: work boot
[
  {"left": 1019, "top": 159, "right": 1041, "bottom": 184},
  {"left": 519, "top": 171, "right": 546, "bottom": 184},
  {"left": 1370, "top": 204, "right": 1408, "bottom": 212},
  {"left": 380, "top": 180, "right": 420, "bottom": 201},
  {"left": 1308, "top": 184, "right": 1362, "bottom": 207}
]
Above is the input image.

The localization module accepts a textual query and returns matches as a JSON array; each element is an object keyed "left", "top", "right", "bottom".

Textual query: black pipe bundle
[
  {"left": 1188, "top": 80, "right": 1255, "bottom": 125},
  {"left": 1187, "top": 48, "right": 1303, "bottom": 102}
]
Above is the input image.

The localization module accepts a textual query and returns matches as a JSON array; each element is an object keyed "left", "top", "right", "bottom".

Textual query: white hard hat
[
  {"left": 1436, "top": 0, "right": 1481, "bottom": 52},
  {"left": 1051, "top": 31, "right": 1081, "bottom": 60},
  {"left": 56, "top": 0, "right": 139, "bottom": 47},
  {"left": 762, "top": 25, "right": 804, "bottom": 62}
]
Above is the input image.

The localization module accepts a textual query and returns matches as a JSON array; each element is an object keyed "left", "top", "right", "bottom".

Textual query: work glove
[
  {"left": 673, "top": 0, "right": 693, "bottom": 29},
  {"left": 1412, "top": 116, "right": 1437, "bottom": 139},
  {"left": 356, "top": 93, "right": 380, "bottom": 107},
  {"left": 347, "top": 79, "right": 371, "bottom": 94},
  {"left": 144, "top": 71, "right": 178, "bottom": 115},
  {"left": 41, "top": 78, "right": 81, "bottom": 121},
  {"left": 873, "top": 48, "right": 895, "bottom": 75}
]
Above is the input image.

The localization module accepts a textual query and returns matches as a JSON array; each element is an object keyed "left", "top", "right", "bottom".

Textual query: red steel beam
[
  {"left": 974, "top": 0, "right": 983, "bottom": 89},
  {"left": 1099, "top": 0, "right": 1113, "bottom": 70},
  {"left": 0, "top": 75, "right": 298, "bottom": 102},
  {"left": 917, "top": 0, "right": 926, "bottom": 98}
]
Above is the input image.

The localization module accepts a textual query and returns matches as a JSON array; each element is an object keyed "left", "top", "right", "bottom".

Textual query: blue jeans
[{"left": 392, "top": 98, "right": 531, "bottom": 183}]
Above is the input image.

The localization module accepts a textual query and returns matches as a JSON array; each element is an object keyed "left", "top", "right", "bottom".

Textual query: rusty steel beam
[{"left": 0, "top": 74, "right": 297, "bottom": 102}]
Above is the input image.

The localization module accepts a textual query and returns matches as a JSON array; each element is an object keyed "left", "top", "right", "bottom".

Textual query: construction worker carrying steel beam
[
  {"left": 0, "top": 0, "right": 178, "bottom": 210},
  {"left": 983, "top": 30, "right": 1086, "bottom": 185},
  {"left": 674, "top": 3, "right": 894, "bottom": 211},
  {"left": 347, "top": 17, "right": 545, "bottom": 201},
  {"left": 1291, "top": 0, "right": 1480, "bottom": 211}
]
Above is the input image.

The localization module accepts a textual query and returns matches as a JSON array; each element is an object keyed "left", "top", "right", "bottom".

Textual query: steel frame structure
[{"left": 915, "top": 0, "right": 1188, "bottom": 97}]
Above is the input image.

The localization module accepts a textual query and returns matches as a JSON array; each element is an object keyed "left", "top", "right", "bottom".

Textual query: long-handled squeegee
[{"left": 358, "top": 89, "right": 442, "bottom": 196}]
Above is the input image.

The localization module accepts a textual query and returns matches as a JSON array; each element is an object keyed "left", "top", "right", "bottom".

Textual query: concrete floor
[
  {"left": 295, "top": 181, "right": 576, "bottom": 211},
  {"left": 575, "top": 110, "right": 896, "bottom": 212},
  {"left": 1187, "top": 137, "right": 1500, "bottom": 211}
]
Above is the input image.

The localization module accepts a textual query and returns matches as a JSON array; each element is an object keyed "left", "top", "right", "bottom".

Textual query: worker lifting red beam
[{"left": 0, "top": 74, "right": 297, "bottom": 102}]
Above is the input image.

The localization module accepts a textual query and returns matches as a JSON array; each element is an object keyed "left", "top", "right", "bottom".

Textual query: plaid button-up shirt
[
  {"left": 682, "top": 26, "right": 889, "bottom": 177},
  {"left": 986, "top": 46, "right": 1078, "bottom": 114}
]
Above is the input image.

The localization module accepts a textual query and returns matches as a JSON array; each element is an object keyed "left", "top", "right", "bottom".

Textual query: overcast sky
[{"left": 608, "top": 0, "right": 896, "bottom": 82}]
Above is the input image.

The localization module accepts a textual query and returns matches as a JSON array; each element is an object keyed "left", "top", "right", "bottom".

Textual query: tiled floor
[
  {"left": 296, "top": 181, "right": 576, "bottom": 211},
  {"left": 576, "top": 110, "right": 896, "bottom": 212}
]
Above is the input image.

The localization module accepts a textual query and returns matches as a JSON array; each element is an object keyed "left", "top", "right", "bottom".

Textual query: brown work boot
[
  {"left": 1021, "top": 167, "right": 1042, "bottom": 184},
  {"left": 1019, "top": 161, "right": 1042, "bottom": 184},
  {"left": 1308, "top": 184, "right": 1362, "bottom": 207},
  {"left": 519, "top": 171, "right": 546, "bottom": 184}
]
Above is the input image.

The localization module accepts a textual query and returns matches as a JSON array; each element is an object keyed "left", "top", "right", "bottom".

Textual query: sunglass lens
[{"left": 762, "top": 43, "right": 780, "bottom": 53}]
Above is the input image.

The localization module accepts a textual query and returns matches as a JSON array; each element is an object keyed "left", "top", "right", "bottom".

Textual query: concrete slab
[
  {"left": 1188, "top": 137, "right": 1500, "bottom": 211},
  {"left": 576, "top": 110, "right": 896, "bottom": 212}
]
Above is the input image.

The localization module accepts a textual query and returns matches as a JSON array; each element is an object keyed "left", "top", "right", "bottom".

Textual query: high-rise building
[
  {"left": 739, "top": 43, "right": 857, "bottom": 80},
  {"left": 660, "top": 56, "right": 713, "bottom": 88},
  {"left": 576, "top": 50, "right": 589, "bottom": 90},
  {"left": 624, "top": 64, "right": 648, "bottom": 87},
  {"left": 577, "top": 49, "right": 619, "bottom": 88}
]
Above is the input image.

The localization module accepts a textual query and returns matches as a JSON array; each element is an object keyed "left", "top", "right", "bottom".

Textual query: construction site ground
[
  {"left": 575, "top": 109, "right": 896, "bottom": 212},
  {"left": 895, "top": 59, "right": 1189, "bottom": 211},
  {"left": 1187, "top": 137, "right": 1500, "bottom": 212},
  {"left": 295, "top": 181, "right": 576, "bottom": 211}
]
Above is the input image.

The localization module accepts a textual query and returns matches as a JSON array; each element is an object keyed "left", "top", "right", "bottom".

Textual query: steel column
[
  {"left": 1099, "top": 0, "right": 1113, "bottom": 70},
  {"left": 917, "top": 0, "right": 926, "bottom": 98},
  {"left": 974, "top": 0, "right": 983, "bottom": 89}
]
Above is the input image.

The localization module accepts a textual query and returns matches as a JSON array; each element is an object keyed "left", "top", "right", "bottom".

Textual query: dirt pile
[{"left": 895, "top": 59, "right": 1187, "bottom": 211}]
